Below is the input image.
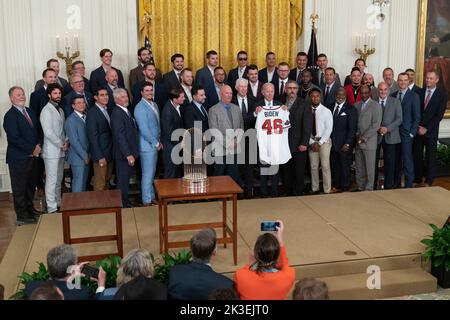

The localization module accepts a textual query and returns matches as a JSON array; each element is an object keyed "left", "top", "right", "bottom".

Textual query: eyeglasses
[{"left": 238, "top": 57, "right": 248, "bottom": 61}]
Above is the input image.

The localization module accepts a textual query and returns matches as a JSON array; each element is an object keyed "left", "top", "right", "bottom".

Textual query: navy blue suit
[
  {"left": 330, "top": 102, "right": 357, "bottom": 191},
  {"left": 163, "top": 70, "right": 182, "bottom": 91},
  {"left": 110, "top": 106, "right": 139, "bottom": 207},
  {"left": 104, "top": 86, "right": 117, "bottom": 115},
  {"left": 161, "top": 101, "right": 184, "bottom": 179},
  {"left": 86, "top": 104, "right": 113, "bottom": 163},
  {"left": 63, "top": 90, "right": 94, "bottom": 118},
  {"left": 168, "top": 262, "right": 234, "bottom": 300},
  {"left": 131, "top": 81, "right": 168, "bottom": 112},
  {"left": 3, "top": 106, "right": 42, "bottom": 220},
  {"left": 259, "top": 67, "right": 279, "bottom": 85},
  {"left": 195, "top": 67, "right": 222, "bottom": 110},
  {"left": 414, "top": 87, "right": 448, "bottom": 185},
  {"left": 90, "top": 66, "right": 125, "bottom": 95},
  {"left": 321, "top": 82, "right": 339, "bottom": 108},
  {"left": 391, "top": 89, "right": 421, "bottom": 188},
  {"left": 181, "top": 101, "right": 209, "bottom": 132},
  {"left": 29, "top": 87, "right": 49, "bottom": 119},
  {"left": 228, "top": 67, "right": 248, "bottom": 95}
]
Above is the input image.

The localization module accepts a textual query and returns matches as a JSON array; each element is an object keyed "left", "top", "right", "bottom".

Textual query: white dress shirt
[
  {"left": 279, "top": 79, "right": 288, "bottom": 94},
  {"left": 182, "top": 84, "right": 193, "bottom": 103},
  {"left": 310, "top": 104, "right": 333, "bottom": 145},
  {"left": 238, "top": 67, "right": 247, "bottom": 79},
  {"left": 250, "top": 81, "right": 260, "bottom": 98},
  {"left": 237, "top": 95, "right": 248, "bottom": 113},
  {"left": 267, "top": 68, "right": 275, "bottom": 83}
]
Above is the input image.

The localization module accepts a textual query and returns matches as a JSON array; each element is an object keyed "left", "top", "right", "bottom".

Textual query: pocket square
[{"left": 340, "top": 112, "right": 347, "bottom": 116}]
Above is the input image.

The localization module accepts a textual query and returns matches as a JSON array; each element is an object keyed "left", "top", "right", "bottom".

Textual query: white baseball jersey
[{"left": 256, "top": 105, "right": 292, "bottom": 165}]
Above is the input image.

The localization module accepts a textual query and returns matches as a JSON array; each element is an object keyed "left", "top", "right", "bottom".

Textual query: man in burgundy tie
[
  {"left": 3, "top": 86, "right": 42, "bottom": 225},
  {"left": 413, "top": 71, "right": 448, "bottom": 186}
]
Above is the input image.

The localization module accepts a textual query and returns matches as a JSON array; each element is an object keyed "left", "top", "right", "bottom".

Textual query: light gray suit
[
  {"left": 355, "top": 98, "right": 382, "bottom": 191},
  {"left": 377, "top": 97, "right": 402, "bottom": 145},
  {"left": 208, "top": 102, "right": 244, "bottom": 182}
]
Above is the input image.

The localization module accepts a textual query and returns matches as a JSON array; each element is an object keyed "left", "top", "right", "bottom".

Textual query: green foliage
[
  {"left": 10, "top": 262, "right": 49, "bottom": 300},
  {"left": 421, "top": 224, "right": 450, "bottom": 271},
  {"left": 151, "top": 250, "right": 193, "bottom": 284},
  {"left": 11, "top": 250, "right": 192, "bottom": 299},
  {"left": 437, "top": 144, "right": 450, "bottom": 167}
]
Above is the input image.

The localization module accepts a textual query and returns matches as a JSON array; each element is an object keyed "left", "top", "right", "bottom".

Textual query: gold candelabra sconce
[
  {"left": 310, "top": 13, "right": 319, "bottom": 31},
  {"left": 56, "top": 33, "right": 80, "bottom": 77},
  {"left": 354, "top": 33, "right": 376, "bottom": 63}
]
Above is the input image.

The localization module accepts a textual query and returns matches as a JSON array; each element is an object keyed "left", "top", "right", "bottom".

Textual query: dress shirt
[
  {"left": 333, "top": 102, "right": 345, "bottom": 117},
  {"left": 408, "top": 83, "right": 415, "bottom": 91},
  {"left": 267, "top": 69, "right": 275, "bottom": 83},
  {"left": 279, "top": 79, "right": 288, "bottom": 94},
  {"left": 193, "top": 101, "right": 208, "bottom": 118},
  {"left": 182, "top": 84, "right": 193, "bottom": 103},
  {"left": 237, "top": 95, "right": 248, "bottom": 113},
  {"left": 74, "top": 110, "right": 86, "bottom": 122},
  {"left": 238, "top": 67, "right": 247, "bottom": 79},
  {"left": 171, "top": 102, "right": 181, "bottom": 117},
  {"left": 309, "top": 104, "right": 333, "bottom": 146},
  {"left": 117, "top": 104, "right": 131, "bottom": 117},
  {"left": 208, "top": 65, "right": 215, "bottom": 78},
  {"left": 214, "top": 83, "right": 222, "bottom": 101},
  {"left": 250, "top": 81, "right": 260, "bottom": 98},
  {"left": 96, "top": 103, "right": 111, "bottom": 125},
  {"left": 143, "top": 98, "right": 160, "bottom": 122}
]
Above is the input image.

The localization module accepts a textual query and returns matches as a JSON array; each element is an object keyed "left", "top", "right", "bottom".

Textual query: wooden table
[
  {"left": 154, "top": 176, "right": 243, "bottom": 265},
  {"left": 60, "top": 190, "right": 123, "bottom": 262}
]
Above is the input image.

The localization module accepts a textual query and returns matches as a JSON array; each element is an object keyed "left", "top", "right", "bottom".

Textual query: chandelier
[{"left": 372, "top": 0, "right": 391, "bottom": 22}]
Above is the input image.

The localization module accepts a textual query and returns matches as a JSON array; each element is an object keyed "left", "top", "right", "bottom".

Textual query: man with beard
[
  {"left": 164, "top": 53, "right": 185, "bottom": 91},
  {"left": 40, "top": 84, "right": 68, "bottom": 213},
  {"left": 344, "top": 67, "right": 363, "bottom": 105},
  {"left": 132, "top": 62, "right": 168, "bottom": 112},
  {"left": 129, "top": 47, "right": 163, "bottom": 89},
  {"left": 180, "top": 68, "right": 194, "bottom": 108}
]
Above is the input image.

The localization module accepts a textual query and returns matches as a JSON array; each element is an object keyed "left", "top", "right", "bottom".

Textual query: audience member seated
[
  {"left": 114, "top": 275, "right": 167, "bottom": 300},
  {"left": 28, "top": 282, "right": 64, "bottom": 300},
  {"left": 292, "top": 278, "right": 329, "bottom": 300},
  {"left": 208, "top": 287, "right": 240, "bottom": 300},
  {"left": 235, "top": 221, "right": 295, "bottom": 300},
  {"left": 168, "top": 228, "right": 234, "bottom": 300},
  {"left": 23, "top": 244, "right": 94, "bottom": 300},
  {"left": 96, "top": 248, "right": 167, "bottom": 300}
]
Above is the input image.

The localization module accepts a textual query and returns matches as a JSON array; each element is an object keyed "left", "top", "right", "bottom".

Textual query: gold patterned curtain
[{"left": 139, "top": 0, "right": 302, "bottom": 73}]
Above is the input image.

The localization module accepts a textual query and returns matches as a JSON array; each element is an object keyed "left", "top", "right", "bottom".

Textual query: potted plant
[
  {"left": 421, "top": 223, "right": 450, "bottom": 288},
  {"left": 151, "top": 250, "right": 193, "bottom": 284},
  {"left": 436, "top": 143, "right": 450, "bottom": 177}
]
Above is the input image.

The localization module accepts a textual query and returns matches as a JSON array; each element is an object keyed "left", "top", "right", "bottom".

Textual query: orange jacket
[{"left": 235, "top": 246, "right": 295, "bottom": 300}]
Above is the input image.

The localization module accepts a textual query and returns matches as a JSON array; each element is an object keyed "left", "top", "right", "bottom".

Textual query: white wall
[{"left": 0, "top": 0, "right": 139, "bottom": 190}]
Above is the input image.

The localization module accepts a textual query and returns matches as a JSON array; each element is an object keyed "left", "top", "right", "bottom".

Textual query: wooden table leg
[
  {"left": 62, "top": 213, "right": 71, "bottom": 244},
  {"left": 222, "top": 198, "right": 227, "bottom": 249},
  {"left": 159, "top": 201, "right": 163, "bottom": 254},
  {"left": 233, "top": 194, "right": 237, "bottom": 265},
  {"left": 164, "top": 199, "right": 169, "bottom": 254},
  {"left": 116, "top": 208, "right": 123, "bottom": 258}
]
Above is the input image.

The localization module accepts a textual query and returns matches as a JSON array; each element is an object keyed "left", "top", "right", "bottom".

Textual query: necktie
[
  {"left": 312, "top": 107, "right": 317, "bottom": 137},
  {"left": 225, "top": 105, "right": 233, "bottom": 125},
  {"left": 320, "top": 72, "right": 325, "bottom": 86},
  {"left": 200, "top": 105, "right": 208, "bottom": 118},
  {"left": 241, "top": 98, "right": 247, "bottom": 115},
  {"left": 280, "top": 81, "right": 285, "bottom": 96},
  {"left": 424, "top": 90, "right": 432, "bottom": 110},
  {"left": 178, "top": 73, "right": 182, "bottom": 83},
  {"left": 398, "top": 92, "right": 403, "bottom": 102},
  {"left": 333, "top": 105, "right": 340, "bottom": 118},
  {"left": 381, "top": 100, "right": 385, "bottom": 108},
  {"left": 81, "top": 114, "right": 86, "bottom": 122},
  {"left": 22, "top": 109, "right": 33, "bottom": 127},
  {"left": 325, "top": 86, "right": 330, "bottom": 99},
  {"left": 296, "top": 71, "right": 302, "bottom": 84}
]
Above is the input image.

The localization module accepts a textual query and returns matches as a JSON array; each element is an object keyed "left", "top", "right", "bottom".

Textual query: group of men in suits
[{"left": 4, "top": 46, "right": 449, "bottom": 225}]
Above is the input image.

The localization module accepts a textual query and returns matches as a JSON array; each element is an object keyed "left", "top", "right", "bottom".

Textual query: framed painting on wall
[{"left": 416, "top": 0, "right": 450, "bottom": 118}]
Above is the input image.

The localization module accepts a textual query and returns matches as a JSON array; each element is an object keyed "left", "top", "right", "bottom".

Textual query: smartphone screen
[
  {"left": 261, "top": 221, "right": 280, "bottom": 232},
  {"left": 82, "top": 265, "right": 99, "bottom": 279}
]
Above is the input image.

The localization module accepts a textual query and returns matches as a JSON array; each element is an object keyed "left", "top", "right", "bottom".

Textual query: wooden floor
[{"left": 1, "top": 177, "right": 450, "bottom": 264}]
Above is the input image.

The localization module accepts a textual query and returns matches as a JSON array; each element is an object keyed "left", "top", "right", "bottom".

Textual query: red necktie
[
  {"left": 22, "top": 109, "right": 33, "bottom": 127},
  {"left": 424, "top": 90, "right": 432, "bottom": 110}
]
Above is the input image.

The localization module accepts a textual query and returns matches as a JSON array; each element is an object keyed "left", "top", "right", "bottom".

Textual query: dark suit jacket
[
  {"left": 168, "top": 262, "right": 234, "bottom": 300},
  {"left": 131, "top": 81, "right": 168, "bottom": 112},
  {"left": 418, "top": 87, "right": 448, "bottom": 138},
  {"left": 63, "top": 77, "right": 91, "bottom": 95},
  {"left": 110, "top": 106, "right": 139, "bottom": 160},
  {"left": 29, "top": 87, "right": 49, "bottom": 118},
  {"left": 181, "top": 101, "right": 209, "bottom": 132},
  {"left": 129, "top": 64, "right": 163, "bottom": 89},
  {"left": 321, "top": 82, "right": 339, "bottom": 108},
  {"left": 259, "top": 67, "right": 279, "bottom": 84},
  {"left": 288, "top": 98, "right": 312, "bottom": 153},
  {"left": 195, "top": 66, "right": 221, "bottom": 110},
  {"left": 232, "top": 95, "right": 256, "bottom": 130},
  {"left": 35, "top": 77, "right": 69, "bottom": 92},
  {"left": 391, "top": 89, "right": 420, "bottom": 138},
  {"left": 228, "top": 66, "right": 249, "bottom": 94},
  {"left": 90, "top": 66, "right": 125, "bottom": 94},
  {"left": 274, "top": 79, "right": 288, "bottom": 103},
  {"left": 86, "top": 104, "right": 113, "bottom": 162},
  {"left": 24, "top": 279, "right": 94, "bottom": 300},
  {"left": 330, "top": 102, "right": 357, "bottom": 152},
  {"left": 411, "top": 85, "right": 422, "bottom": 96},
  {"left": 3, "top": 107, "right": 42, "bottom": 163},
  {"left": 313, "top": 70, "right": 341, "bottom": 88},
  {"left": 289, "top": 68, "right": 307, "bottom": 83},
  {"left": 161, "top": 101, "right": 183, "bottom": 149},
  {"left": 63, "top": 90, "right": 94, "bottom": 118},
  {"left": 163, "top": 70, "right": 182, "bottom": 91},
  {"left": 248, "top": 82, "right": 264, "bottom": 102}
]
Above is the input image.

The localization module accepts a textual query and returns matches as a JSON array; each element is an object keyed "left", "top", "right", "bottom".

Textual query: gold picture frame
[{"left": 416, "top": 0, "right": 450, "bottom": 118}]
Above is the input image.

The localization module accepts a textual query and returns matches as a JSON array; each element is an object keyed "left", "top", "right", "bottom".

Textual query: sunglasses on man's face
[{"left": 238, "top": 57, "right": 248, "bottom": 61}]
